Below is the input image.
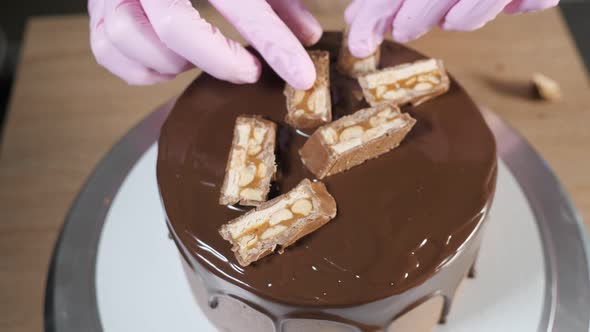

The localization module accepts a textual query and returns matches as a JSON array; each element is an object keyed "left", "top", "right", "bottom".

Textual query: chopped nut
[
  {"left": 220, "top": 116, "right": 277, "bottom": 206},
  {"left": 306, "top": 90, "right": 318, "bottom": 112},
  {"left": 339, "top": 125, "right": 364, "bottom": 141},
  {"left": 247, "top": 143, "right": 262, "bottom": 156},
  {"left": 236, "top": 124, "right": 251, "bottom": 148},
  {"left": 532, "top": 72, "right": 561, "bottom": 101},
  {"left": 358, "top": 58, "right": 450, "bottom": 107},
  {"left": 238, "top": 165, "right": 256, "bottom": 187},
  {"left": 321, "top": 127, "right": 338, "bottom": 145},
  {"left": 427, "top": 76, "right": 440, "bottom": 84},
  {"left": 332, "top": 139, "right": 362, "bottom": 154},
  {"left": 376, "top": 85, "right": 387, "bottom": 98},
  {"left": 253, "top": 127, "right": 267, "bottom": 144},
  {"left": 229, "top": 149, "right": 246, "bottom": 169},
  {"left": 382, "top": 89, "right": 407, "bottom": 101},
  {"left": 261, "top": 224, "right": 288, "bottom": 240},
  {"left": 413, "top": 82, "right": 433, "bottom": 91},
  {"left": 256, "top": 163, "right": 267, "bottom": 178},
  {"left": 300, "top": 104, "right": 416, "bottom": 178},
  {"left": 269, "top": 209, "right": 294, "bottom": 226},
  {"left": 239, "top": 188, "right": 264, "bottom": 201},
  {"left": 362, "top": 127, "right": 382, "bottom": 142},
  {"left": 291, "top": 199, "right": 313, "bottom": 216},
  {"left": 284, "top": 50, "right": 332, "bottom": 129},
  {"left": 369, "top": 115, "right": 385, "bottom": 127},
  {"left": 377, "top": 108, "right": 393, "bottom": 118},
  {"left": 292, "top": 89, "right": 305, "bottom": 105},
  {"left": 341, "top": 118, "right": 357, "bottom": 127},
  {"left": 219, "top": 179, "right": 337, "bottom": 266},
  {"left": 238, "top": 234, "right": 258, "bottom": 249}
]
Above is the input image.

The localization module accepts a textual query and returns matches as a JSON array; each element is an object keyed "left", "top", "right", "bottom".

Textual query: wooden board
[{"left": 0, "top": 5, "right": 588, "bottom": 332}]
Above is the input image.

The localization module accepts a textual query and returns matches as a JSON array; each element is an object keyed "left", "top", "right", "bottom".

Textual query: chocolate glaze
[{"left": 157, "top": 32, "right": 497, "bottom": 330}]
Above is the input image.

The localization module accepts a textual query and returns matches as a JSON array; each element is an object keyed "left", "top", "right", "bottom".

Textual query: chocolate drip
[{"left": 157, "top": 32, "right": 497, "bottom": 331}]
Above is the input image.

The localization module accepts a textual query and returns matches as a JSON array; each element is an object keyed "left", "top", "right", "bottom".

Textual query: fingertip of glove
[
  {"left": 347, "top": 28, "right": 378, "bottom": 58},
  {"left": 441, "top": 19, "right": 483, "bottom": 32},
  {"left": 503, "top": 0, "right": 523, "bottom": 14},
  {"left": 349, "top": 42, "right": 375, "bottom": 58},
  {"left": 301, "top": 24, "right": 323, "bottom": 47},
  {"left": 504, "top": 0, "right": 559, "bottom": 14},
  {"left": 231, "top": 53, "right": 262, "bottom": 84},
  {"left": 392, "top": 30, "right": 416, "bottom": 43},
  {"left": 289, "top": 65, "right": 316, "bottom": 90}
]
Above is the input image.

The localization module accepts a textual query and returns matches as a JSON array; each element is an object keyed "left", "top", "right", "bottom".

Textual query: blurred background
[{"left": 0, "top": 1, "right": 588, "bottom": 140}]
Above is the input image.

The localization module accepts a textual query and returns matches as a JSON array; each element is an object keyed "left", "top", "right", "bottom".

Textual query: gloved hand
[
  {"left": 345, "top": 0, "right": 559, "bottom": 57},
  {"left": 88, "top": 0, "right": 322, "bottom": 89}
]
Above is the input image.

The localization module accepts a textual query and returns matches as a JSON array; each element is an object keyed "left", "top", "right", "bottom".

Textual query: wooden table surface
[{"left": 1, "top": 4, "right": 589, "bottom": 331}]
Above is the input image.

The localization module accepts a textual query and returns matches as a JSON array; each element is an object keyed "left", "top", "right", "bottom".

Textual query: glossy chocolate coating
[{"left": 157, "top": 32, "right": 496, "bottom": 315}]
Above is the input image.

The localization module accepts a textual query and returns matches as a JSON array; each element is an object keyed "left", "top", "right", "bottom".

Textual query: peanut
[
  {"left": 306, "top": 90, "right": 317, "bottom": 112},
  {"left": 239, "top": 188, "right": 263, "bottom": 201},
  {"left": 413, "top": 82, "right": 433, "bottom": 91},
  {"left": 253, "top": 127, "right": 267, "bottom": 144},
  {"left": 269, "top": 208, "right": 294, "bottom": 226},
  {"left": 256, "top": 163, "right": 267, "bottom": 178},
  {"left": 376, "top": 85, "right": 387, "bottom": 98},
  {"left": 247, "top": 143, "right": 262, "bottom": 156},
  {"left": 261, "top": 224, "right": 288, "bottom": 239},
  {"left": 339, "top": 125, "right": 364, "bottom": 141},
  {"left": 321, "top": 128, "right": 338, "bottom": 145},
  {"left": 382, "top": 89, "right": 407, "bottom": 100},
  {"left": 369, "top": 115, "right": 386, "bottom": 128},
  {"left": 377, "top": 108, "right": 393, "bottom": 118},
  {"left": 292, "top": 89, "right": 306, "bottom": 105},
  {"left": 236, "top": 124, "right": 251, "bottom": 148},
  {"left": 238, "top": 165, "right": 256, "bottom": 187},
  {"left": 291, "top": 199, "right": 313, "bottom": 216}
]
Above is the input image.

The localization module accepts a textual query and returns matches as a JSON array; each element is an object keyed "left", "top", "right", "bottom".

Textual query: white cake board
[
  {"left": 44, "top": 105, "right": 590, "bottom": 332},
  {"left": 96, "top": 145, "right": 543, "bottom": 332}
]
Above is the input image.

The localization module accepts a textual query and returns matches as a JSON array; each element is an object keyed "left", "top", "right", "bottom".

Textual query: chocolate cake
[{"left": 156, "top": 32, "right": 497, "bottom": 331}]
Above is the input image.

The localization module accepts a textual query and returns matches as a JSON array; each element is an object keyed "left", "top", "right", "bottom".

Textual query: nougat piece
[
  {"left": 337, "top": 28, "right": 380, "bottom": 78},
  {"left": 219, "top": 179, "right": 337, "bottom": 266},
  {"left": 299, "top": 104, "right": 416, "bottom": 179},
  {"left": 358, "top": 59, "right": 450, "bottom": 107},
  {"left": 219, "top": 116, "right": 277, "bottom": 206},
  {"left": 283, "top": 50, "right": 332, "bottom": 129}
]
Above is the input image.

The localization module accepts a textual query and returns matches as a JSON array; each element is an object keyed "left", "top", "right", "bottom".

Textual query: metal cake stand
[{"left": 44, "top": 101, "right": 590, "bottom": 332}]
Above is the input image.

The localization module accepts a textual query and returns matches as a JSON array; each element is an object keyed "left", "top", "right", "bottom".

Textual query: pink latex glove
[
  {"left": 88, "top": 0, "right": 322, "bottom": 89},
  {"left": 345, "top": 0, "right": 560, "bottom": 57}
]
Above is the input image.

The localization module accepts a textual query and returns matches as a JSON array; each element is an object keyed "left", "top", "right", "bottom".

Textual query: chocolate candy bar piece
[
  {"left": 283, "top": 50, "right": 332, "bottom": 129},
  {"left": 358, "top": 59, "right": 450, "bottom": 107},
  {"left": 219, "top": 116, "right": 277, "bottom": 206},
  {"left": 299, "top": 104, "right": 416, "bottom": 179},
  {"left": 337, "top": 28, "right": 380, "bottom": 78},
  {"left": 219, "top": 179, "right": 337, "bottom": 266}
]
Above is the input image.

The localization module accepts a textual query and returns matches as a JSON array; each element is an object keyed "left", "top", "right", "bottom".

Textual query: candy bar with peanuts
[
  {"left": 337, "top": 28, "right": 380, "bottom": 78},
  {"left": 219, "top": 179, "right": 337, "bottom": 266},
  {"left": 283, "top": 50, "right": 332, "bottom": 129},
  {"left": 299, "top": 104, "right": 416, "bottom": 179},
  {"left": 358, "top": 59, "right": 450, "bottom": 107},
  {"left": 219, "top": 116, "right": 277, "bottom": 206}
]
